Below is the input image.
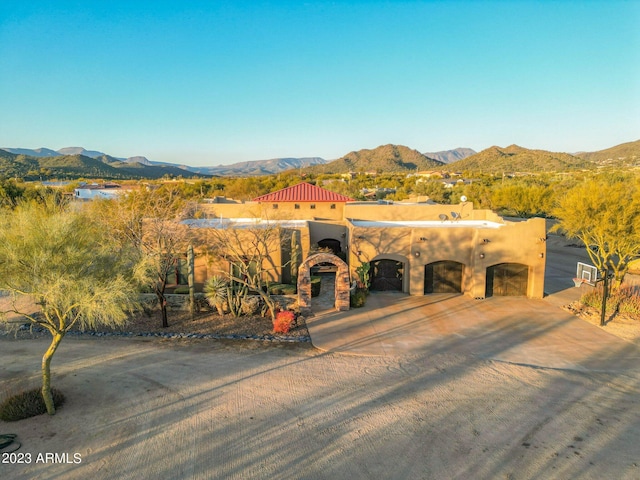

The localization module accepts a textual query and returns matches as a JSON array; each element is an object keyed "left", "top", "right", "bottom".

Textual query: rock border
[{"left": 1, "top": 324, "right": 311, "bottom": 343}]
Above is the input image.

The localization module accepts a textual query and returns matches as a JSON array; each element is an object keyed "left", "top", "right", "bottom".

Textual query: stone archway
[{"left": 298, "top": 253, "right": 350, "bottom": 315}]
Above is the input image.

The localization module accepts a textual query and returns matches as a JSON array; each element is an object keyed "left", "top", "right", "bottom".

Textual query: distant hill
[
  {"left": 447, "top": 145, "right": 593, "bottom": 173},
  {"left": 56, "top": 147, "right": 109, "bottom": 158},
  {"left": 306, "top": 144, "right": 445, "bottom": 174},
  {"left": 189, "top": 157, "right": 328, "bottom": 176},
  {"left": 2, "top": 146, "right": 156, "bottom": 166},
  {"left": 1, "top": 146, "right": 328, "bottom": 177},
  {"left": 423, "top": 148, "right": 476, "bottom": 164},
  {"left": 2, "top": 147, "right": 60, "bottom": 157},
  {"left": 0, "top": 150, "right": 211, "bottom": 180},
  {"left": 575, "top": 139, "right": 640, "bottom": 166},
  {"left": 4, "top": 140, "right": 638, "bottom": 178}
]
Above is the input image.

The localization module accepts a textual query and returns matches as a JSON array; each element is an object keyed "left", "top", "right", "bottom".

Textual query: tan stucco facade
[{"left": 194, "top": 198, "right": 546, "bottom": 299}]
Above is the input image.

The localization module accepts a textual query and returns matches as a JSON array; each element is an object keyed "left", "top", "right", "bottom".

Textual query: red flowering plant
[{"left": 273, "top": 310, "right": 295, "bottom": 334}]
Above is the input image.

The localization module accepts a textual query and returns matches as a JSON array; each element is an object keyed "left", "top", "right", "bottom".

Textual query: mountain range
[
  {"left": 447, "top": 145, "right": 591, "bottom": 173},
  {"left": 305, "top": 144, "right": 446, "bottom": 174},
  {"left": 1, "top": 140, "right": 638, "bottom": 179},
  {"left": 447, "top": 141, "right": 640, "bottom": 173},
  {"left": 0, "top": 147, "right": 329, "bottom": 177},
  {"left": 0, "top": 149, "right": 208, "bottom": 181}
]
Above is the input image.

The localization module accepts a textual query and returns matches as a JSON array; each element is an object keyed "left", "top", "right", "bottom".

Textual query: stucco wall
[
  {"left": 308, "top": 221, "right": 348, "bottom": 253},
  {"left": 344, "top": 202, "right": 494, "bottom": 222},
  {"left": 200, "top": 201, "right": 345, "bottom": 221},
  {"left": 195, "top": 200, "right": 545, "bottom": 299},
  {"left": 347, "top": 217, "right": 546, "bottom": 299}
]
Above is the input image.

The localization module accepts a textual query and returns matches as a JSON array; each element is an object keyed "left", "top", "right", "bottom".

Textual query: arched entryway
[
  {"left": 486, "top": 263, "right": 529, "bottom": 297},
  {"left": 317, "top": 238, "right": 342, "bottom": 255},
  {"left": 298, "top": 253, "right": 350, "bottom": 314},
  {"left": 370, "top": 258, "right": 404, "bottom": 291},
  {"left": 424, "top": 261, "right": 464, "bottom": 293}
]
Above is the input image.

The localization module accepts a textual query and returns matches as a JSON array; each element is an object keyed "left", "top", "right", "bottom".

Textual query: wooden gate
[
  {"left": 370, "top": 259, "right": 403, "bottom": 291},
  {"left": 486, "top": 263, "right": 528, "bottom": 297},
  {"left": 424, "top": 261, "right": 463, "bottom": 294}
]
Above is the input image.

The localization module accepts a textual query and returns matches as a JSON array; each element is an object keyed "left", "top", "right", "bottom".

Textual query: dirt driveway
[
  {"left": 2, "top": 232, "right": 640, "bottom": 479},
  {"left": 2, "top": 331, "right": 640, "bottom": 480}
]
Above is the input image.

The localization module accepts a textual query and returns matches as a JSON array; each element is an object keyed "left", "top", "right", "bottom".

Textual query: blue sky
[{"left": 1, "top": 1, "right": 638, "bottom": 166}]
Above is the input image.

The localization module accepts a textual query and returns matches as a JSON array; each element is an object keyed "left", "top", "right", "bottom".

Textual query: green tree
[
  {"left": 552, "top": 178, "right": 640, "bottom": 288},
  {"left": 0, "top": 179, "right": 25, "bottom": 207},
  {"left": 90, "top": 187, "right": 194, "bottom": 328},
  {"left": 0, "top": 198, "right": 140, "bottom": 415},
  {"left": 492, "top": 182, "right": 554, "bottom": 217}
]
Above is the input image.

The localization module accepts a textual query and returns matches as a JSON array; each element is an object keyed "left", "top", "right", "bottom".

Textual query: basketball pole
[{"left": 600, "top": 271, "right": 609, "bottom": 327}]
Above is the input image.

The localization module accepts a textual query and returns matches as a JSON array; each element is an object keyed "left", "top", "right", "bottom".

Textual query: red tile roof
[{"left": 253, "top": 182, "right": 354, "bottom": 203}]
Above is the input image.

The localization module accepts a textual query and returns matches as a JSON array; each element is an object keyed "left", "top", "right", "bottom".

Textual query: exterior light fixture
[
  {"left": 419, "top": 237, "right": 428, "bottom": 242},
  {"left": 356, "top": 250, "right": 362, "bottom": 256},
  {"left": 414, "top": 251, "right": 421, "bottom": 257},
  {"left": 479, "top": 253, "right": 485, "bottom": 259},
  {"left": 539, "top": 253, "right": 544, "bottom": 258},
  {"left": 482, "top": 238, "right": 490, "bottom": 243}
]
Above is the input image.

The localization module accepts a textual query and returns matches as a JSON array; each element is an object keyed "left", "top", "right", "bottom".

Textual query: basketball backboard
[{"left": 576, "top": 262, "right": 597, "bottom": 286}]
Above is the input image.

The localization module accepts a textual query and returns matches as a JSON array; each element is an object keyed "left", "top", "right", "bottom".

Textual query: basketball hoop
[{"left": 576, "top": 262, "right": 597, "bottom": 286}]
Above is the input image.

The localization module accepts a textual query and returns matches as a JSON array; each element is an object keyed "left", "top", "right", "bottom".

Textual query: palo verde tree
[
  {"left": 0, "top": 198, "right": 140, "bottom": 415},
  {"left": 552, "top": 176, "right": 640, "bottom": 288},
  {"left": 90, "top": 186, "right": 194, "bottom": 328},
  {"left": 200, "top": 218, "right": 290, "bottom": 321}
]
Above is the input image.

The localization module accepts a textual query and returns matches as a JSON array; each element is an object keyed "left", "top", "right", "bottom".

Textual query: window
[
  {"left": 310, "top": 204, "right": 316, "bottom": 209},
  {"left": 272, "top": 203, "right": 278, "bottom": 209},
  {"left": 294, "top": 204, "right": 300, "bottom": 209},
  {"left": 231, "top": 258, "right": 258, "bottom": 286},
  {"left": 330, "top": 204, "right": 336, "bottom": 209},
  {"left": 167, "top": 258, "right": 188, "bottom": 285}
]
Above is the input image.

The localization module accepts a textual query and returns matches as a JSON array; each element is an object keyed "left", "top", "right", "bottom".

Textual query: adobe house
[{"left": 192, "top": 182, "right": 546, "bottom": 310}]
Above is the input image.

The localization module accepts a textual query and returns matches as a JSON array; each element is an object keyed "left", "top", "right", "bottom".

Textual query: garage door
[
  {"left": 424, "top": 261, "right": 463, "bottom": 293},
  {"left": 486, "top": 263, "right": 528, "bottom": 296},
  {"left": 370, "top": 259, "right": 403, "bottom": 291}
]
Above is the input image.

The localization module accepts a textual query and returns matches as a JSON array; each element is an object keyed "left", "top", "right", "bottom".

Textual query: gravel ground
[
  {"left": 2, "top": 336, "right": 640, "bottom": 480},
  {"left": 1, "top": 302, "right": 310, "bottom": 343}
]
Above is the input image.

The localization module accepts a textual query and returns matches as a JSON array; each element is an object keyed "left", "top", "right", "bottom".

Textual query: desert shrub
[
  {"left": 350, "top": 289, "right": 367, "bottom": 308},
  {"left": 269, "top": 283, "right": 297, "bottom": 295},
  {"left": 616, "top": 286, "right": 640, "bottom": 315},
  {"left": 581, "top": 285, "right": 640, "bottom": 317},
  {"left": 311, "top": 276, "right": 322, "bottom": 297},
  {"left": 0, "top": 388, "right": 65, "bottom": 422},
  {"left": 241, "top": 296, "right": 262, "bottom": 316},
  {"left": 618, "top": 295, "right": 640, "bottom": 315},
  {"left": 355, "top": 262, "right": 371, "bottom": 290},
  {"left": 581, "top": 287, "right": 606, "bottom": 310},
  {"left": 173, "top": 286, "right": 190, "bottom": 294},
  {"left": 273, "top": 310, "right": 296, "bottom": 334},
  {"left": 204, "top": 276, "right": 229, "bottom": 316}
]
